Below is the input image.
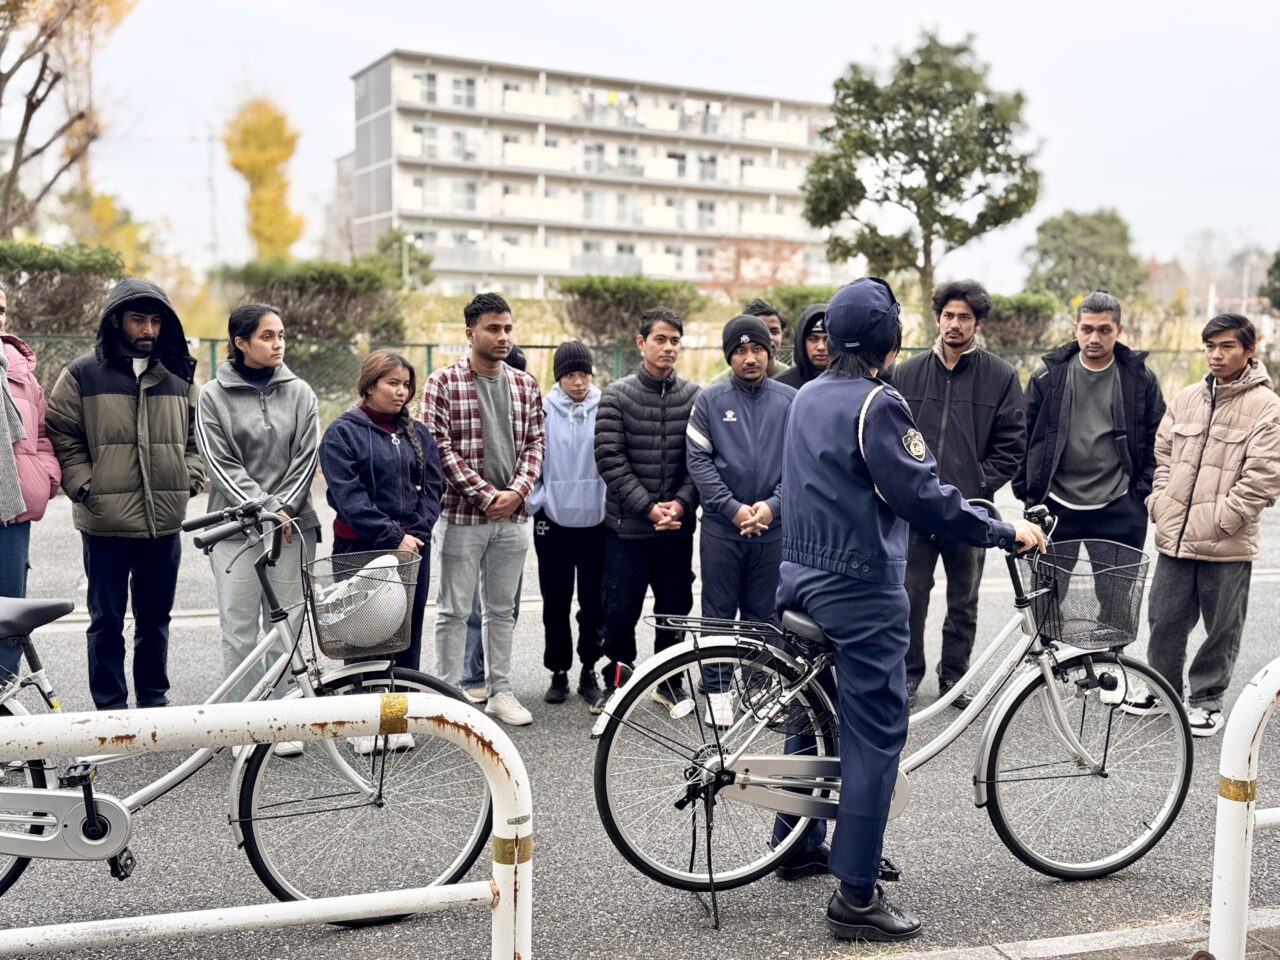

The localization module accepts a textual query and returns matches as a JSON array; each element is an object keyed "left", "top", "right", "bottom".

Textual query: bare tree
[
  {"left": 705, "top": 238, "right": 806, "bottom": 302},
  {"left": 0, "top": 0, "right": 96, "bottom": 236}
]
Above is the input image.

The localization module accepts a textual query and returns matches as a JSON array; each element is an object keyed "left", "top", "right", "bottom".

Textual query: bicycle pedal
[
  {"left": 877, "top": 856, "right": 901, "bottom": 882},
  {"left": 108, "top": 847, "right": 136, "bottom": 881},
  {"left": 58, "top": 761, "right": 97, "bottom": 789}
]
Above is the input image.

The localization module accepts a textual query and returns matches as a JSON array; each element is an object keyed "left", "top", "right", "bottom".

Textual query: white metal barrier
[
  {"left": 0, "top": 693, "right": 532, "bottom": 958},
  {"left": 1205, "top": 658, "right": 1280, "bottom": 960}
]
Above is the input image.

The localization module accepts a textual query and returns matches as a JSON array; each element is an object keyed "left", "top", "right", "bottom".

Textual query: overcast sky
[{"left": 82, "top": 0, "right": 1280, "bottom": 294}]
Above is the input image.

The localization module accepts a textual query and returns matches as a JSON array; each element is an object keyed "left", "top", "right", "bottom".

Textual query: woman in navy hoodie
[{"left": 320, "top": 351, "right": 444, "bottom": 675}]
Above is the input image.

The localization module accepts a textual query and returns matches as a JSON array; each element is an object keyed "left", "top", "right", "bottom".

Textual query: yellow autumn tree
[{"left": 222, "top": 97, "right": 304, "bottom": 260}]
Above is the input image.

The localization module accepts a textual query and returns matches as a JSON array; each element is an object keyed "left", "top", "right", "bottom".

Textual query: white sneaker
[
  {"left": 462, "top": 686, "right": 488, "bottom": 704},
  {"left": 349, "top": 735, "right": 378, "bottom": 755},
  {"left": 387, "top": 732, "right": 415, "bottom": 752},
  {"left": 349, "top": 733, "right": 415, "bottom": 755},
  {"left": 273, "top": 740, "right": 304, "bottom": 757},
  {"left": 1187, "top": 705, "right": 1224, "bottom": 738},
  {"left": 705, "top": 691, "right": 735, "bottom": 727},
  {"left": 485, "top": 691, "right": 533, "bottom": 726}
]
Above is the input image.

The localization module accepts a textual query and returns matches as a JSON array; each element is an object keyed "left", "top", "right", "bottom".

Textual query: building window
[
  {"left": 616, "top": 242, "right": 636, "bottom": 256},
  {"left": 697, "top": 200, "right": 716, "bottom": 230},
  {"left": 412, "top": 123, "right": 437, "bottom": 159},
  {"left": 697, "top": 152, "right": 718, "bottom": 183},
  {"left": 618, "top": 145, "right": 639, "bottom": 175},
  {"left": 544, "top": 81, "right": 561, "bottom": 97},
  {"left": 695, "top": 246, "right": 713, "bottom": 270},
  {"left": 502, "top": 132, "right": 521, "bottom": 145},
  {"left": 666, "top": 151, "right": 686, "bottom": 178},
  {"left": 452, "top": 77, "right": 476, "bottom": 109},
  {"left": 452, "top": 181, "right": 478, "bottom": 211},
  {"left": 583, "top": 190, "right": 603, "bottom": 222},
  {"left": 663, "top": 243, "right": 683, "bottom": 259},
  {"left": 452, "top": 130, "right": 476, "bottom": 162},
  {"left": 503, "top": 81, "right": 521, "bottom": 93},
  {"left": 616, "top": 192, "right": 637, "bottom": 226},
  {"left": 739, "top": 156, "right": 755, "bottom": 173},
  {"left": 583, "top": 142, "right": 605, "bottom": 174},
  {"left": 544, "top": 136, "right": 559, "bottom": 149},
  {"left": 413, "top": 71, "right": 437, "bottom": 105},
  {"left": 583, "top": 239, "right": 602, "bottom": 255},
  {"left": 501, "top": 233, "right": 520, "bottom": 246},
  {"left": 417, "top": 229, "right": 437, "bottom": 247},
  {"left": 501, "top": 183, "right": 518, "bottom": 195}
]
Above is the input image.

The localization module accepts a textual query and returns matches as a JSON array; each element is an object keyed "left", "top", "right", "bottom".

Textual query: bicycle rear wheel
[
  {"left": 594, "top": 642, "right": 838, "bottom": 891},
  {"left": 0, "top": 702, "right": 49, "bottom": 898},
  {"left": 984, "top": 653, "right": 1192, "bottom": 879},
  {"left": 237, "top": 667, "right": 492, "bottom": 922}
]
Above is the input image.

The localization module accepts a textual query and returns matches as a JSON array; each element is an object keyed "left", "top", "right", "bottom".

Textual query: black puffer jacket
[
  {"left": 776, "top": 303, "right": 828, "bottom": 389},
  {"left": 594, "top": 368, "right": 699, "bottom": 539}
]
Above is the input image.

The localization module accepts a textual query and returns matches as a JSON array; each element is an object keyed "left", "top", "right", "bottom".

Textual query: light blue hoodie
[{"left": 527, "top": 384, "right": 606, "bottom": 527}]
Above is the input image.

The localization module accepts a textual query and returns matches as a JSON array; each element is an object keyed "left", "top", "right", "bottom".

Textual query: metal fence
[{"left": 20, "top": 335, "right": 1209, "bottom": 428}]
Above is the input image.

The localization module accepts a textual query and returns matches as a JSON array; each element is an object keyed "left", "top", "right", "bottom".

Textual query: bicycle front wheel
[
  {"left": 237, "top": 667, "right": 492, "bottom": 917},
  {"left": 595, "top": 642, "right": 838, "bottom": 891},
  {"left": 984, "top": 653, "right": 1192, "bottom": 879},
  {"left": 0, "top": 702, "right": 49, "bottom": 898}
]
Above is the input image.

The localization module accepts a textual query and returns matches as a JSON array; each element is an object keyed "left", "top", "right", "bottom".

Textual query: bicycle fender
[
  {"left": 589, "top": 635, "right": 802, "bottom": 738},
  {"left": 971, "top": 650, "right": 1094, "bottom": 809}
]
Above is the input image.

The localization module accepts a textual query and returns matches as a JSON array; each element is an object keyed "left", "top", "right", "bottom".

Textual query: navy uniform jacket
[
  {"left": 686, "top": 376, "right": 797, "bottom": 542},
  {"left": 781, "top": 373, "right": 1016, "bottom": 585}
]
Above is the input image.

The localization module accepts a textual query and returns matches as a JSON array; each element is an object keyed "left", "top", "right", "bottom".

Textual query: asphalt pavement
[{"left": 6, "top": 486, "right": 1280, "bottom": 959}]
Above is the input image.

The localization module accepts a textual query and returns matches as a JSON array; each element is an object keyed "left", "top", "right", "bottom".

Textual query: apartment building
[{"left": 349, "top": 50, "right": 839, "bottom": 297}]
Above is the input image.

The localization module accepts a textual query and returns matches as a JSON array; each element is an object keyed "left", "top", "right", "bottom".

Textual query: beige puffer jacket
[{"left": 1147, "top": 361, "right": 1280, "bottom": 561}]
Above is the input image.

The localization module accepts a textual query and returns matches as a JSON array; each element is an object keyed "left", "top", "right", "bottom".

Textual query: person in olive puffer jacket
[
  {"left": 1144, "top": 314, "right": 1280, "bottom": 738},
  {"left": 592, "top": 307, "right": 699, "bottom": 707},
  {"left": 46, "top": 278, "right": 205, "bottom": 710}
]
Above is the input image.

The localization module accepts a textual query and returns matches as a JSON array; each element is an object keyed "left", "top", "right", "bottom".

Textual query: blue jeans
[
  {"left": 461, "top": 577, "right": 522, "bottom": 688},
  {"left": 0, "top": 521, "right": 31, "bottom": 682},
  {"left": 82, "top": 533, "right": 181, "bottom": 709}
]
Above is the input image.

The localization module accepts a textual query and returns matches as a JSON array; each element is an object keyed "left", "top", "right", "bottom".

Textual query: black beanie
[
  {"left": 505, "top": 345, "right": 527, "bottom": 372},
  {"left": 553, "top": 340, "right": 593, "bottom": 380},
  {"left": 722, "top": 315, "right": 773, "bottom": 363}
]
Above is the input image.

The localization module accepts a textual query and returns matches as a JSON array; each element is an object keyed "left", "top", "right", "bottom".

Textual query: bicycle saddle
[
  {"left": 0, "top": 598, "right": 74, "bottom": 639},
  {"left": 780, "top": 609, "right": 827, "bottom": 645}
]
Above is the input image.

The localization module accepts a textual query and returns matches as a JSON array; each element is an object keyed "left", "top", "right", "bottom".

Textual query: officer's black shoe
[
  {"left": 577, "top": 666, "right": 602, "bottom": 707},
  {"left": 905, "top": 678, "right": 920, "bottom": 710},
  {"left": 938, "top": 678, "right": 973, "bottom": 710},
  {"left": 826, "top": 884, "right": 922, "bottom": 942},
  {"left": 544, "top": 672, "right": 569, "bottom": 704},
  {"left": 775, "top": 843, "right": 829, "bottom": 881}
]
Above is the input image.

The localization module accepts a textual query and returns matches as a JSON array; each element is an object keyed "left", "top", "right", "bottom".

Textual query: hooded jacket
[
  {"left": 1014, "top": 341, "right": 1164, "bottom": 507},
  {"left": 320, "top": 406, "right": 444, "bottom": 549},
  {"left": 594, "top": 367, "right": 699, "bottom": 539},
  {"left": 1148, "top": 361, "right": 1280, "bottom": 562},
  {"left": 892, "top": 342, "right": 1026, "bottom": 500},
  {"left": 2, "top": 333, "right": 60, "bottom": 524},
  {"left": 196, "top": 361, "right": 320, "bottom": 534},
  {"left": 776, "top": 303, "right": 828, "bottom": 389},
  {"left": 527, "top": 383, "right": 607, "bottom": 528},
  {"left": 45, "top": 278, "right": 205, "bottom": 538},
  {"left": 686, "top": 375, "right": 795, "bottom": 541}
]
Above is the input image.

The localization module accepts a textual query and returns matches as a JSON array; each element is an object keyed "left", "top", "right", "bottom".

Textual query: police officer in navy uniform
[{"left": 775, "top": 277, "right": 1046, "bottom": 942}]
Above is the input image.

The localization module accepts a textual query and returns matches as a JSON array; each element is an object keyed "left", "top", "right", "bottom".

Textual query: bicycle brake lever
[{"left": 224, "top": 529, "right": 263, "bottom": 573}]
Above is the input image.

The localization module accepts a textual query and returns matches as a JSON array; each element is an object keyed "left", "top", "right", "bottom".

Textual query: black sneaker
[
  {"left": 577, "top": 666, "right": 602, "bottom": 707},
  {"left": 650, "top": 677, "right": 687, "bottom": 710},
  {"left": 775, "top": 842, "right": 829, "bottom": 881},
  {"left": 938, "top": 678, "right": 973, "bottom": 710},
  {"left": 592, "top": 662, "right": 632, "bottom": 716},
  {"left": 826, "top": 884, "right": 922, "bottom": 942},
  {"left": 905, "top": 678, "right": 920, "bottom": 710},
  {"left": 544, "top": 671, "right": 568, "bottom": 704}
]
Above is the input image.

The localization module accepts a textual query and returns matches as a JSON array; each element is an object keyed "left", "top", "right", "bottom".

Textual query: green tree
[
  {"left": 0, "top": 239, "right": 123, "bottom": 345},
  {"left": 1262, "top": 250, "right": 1280, "bottom": 311},
  {"left": 750, "top": 284, "right": 841, "bottom": 325},
  {"left": 803, "top": 32, "right": 1040, "bottom": 309},
  {"left": 360, "top": 228, "right": 435, "bottom": 289},
  {"left": 983, "top": 291, "right": 1063, "bottom": 348},
  {"left": 1024, "top": 209, "right": 1146, "bottom": 303},
  {"left": 554, "top": 275, "right": 705, "bottom": 350}
]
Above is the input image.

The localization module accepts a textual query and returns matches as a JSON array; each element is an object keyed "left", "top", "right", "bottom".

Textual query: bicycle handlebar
[
  {"left": 192, "top": 519, "right": 254, "bottom": 550},
  {"left": 181, "top": 496, "right": 269, "bottom": 533}
]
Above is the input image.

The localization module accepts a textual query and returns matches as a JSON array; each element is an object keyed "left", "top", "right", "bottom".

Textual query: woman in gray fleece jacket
[{"left": 194, "top": 304, "right": 319, "bottom": 732}]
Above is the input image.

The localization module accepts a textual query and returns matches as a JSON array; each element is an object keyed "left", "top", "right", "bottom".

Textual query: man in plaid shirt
[{"left": 423, "top": 293, "right": 545, "bottom": 726}]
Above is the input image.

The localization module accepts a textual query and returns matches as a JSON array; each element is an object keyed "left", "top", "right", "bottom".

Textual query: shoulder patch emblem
[{"left": 902, "top": 428, "right": 927, "bottom": 462}]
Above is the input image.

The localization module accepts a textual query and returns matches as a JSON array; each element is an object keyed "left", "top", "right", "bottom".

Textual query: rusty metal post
[
  {"left": 1207, "top": 659, "right": 1280, "bottom": 960},
  {"left": 0, "top": 693, "right": 532, "bottom": 958}
]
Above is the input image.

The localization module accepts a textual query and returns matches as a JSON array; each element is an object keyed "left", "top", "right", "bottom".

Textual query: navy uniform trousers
[{"left": 773, "top": 560, "right": 910, "bottom": 894}]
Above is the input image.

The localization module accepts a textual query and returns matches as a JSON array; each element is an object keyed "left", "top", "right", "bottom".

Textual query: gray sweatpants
[{"left": 1146, "top": 553, "right": 1252, "bottom": 711}]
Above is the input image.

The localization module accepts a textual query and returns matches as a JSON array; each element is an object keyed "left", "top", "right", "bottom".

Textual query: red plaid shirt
[{"left": 422, "top": 357, "right": 545, "bottom": 524}]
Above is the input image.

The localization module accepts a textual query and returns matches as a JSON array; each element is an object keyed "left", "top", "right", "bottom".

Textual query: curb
[{"left": 882, "top": 906, "right": 1280, "bottom": 959}]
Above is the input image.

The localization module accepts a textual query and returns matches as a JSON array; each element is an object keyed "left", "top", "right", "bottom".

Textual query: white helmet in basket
[{"left": 315, "top": 553, "right": 408, "bottom": 649}]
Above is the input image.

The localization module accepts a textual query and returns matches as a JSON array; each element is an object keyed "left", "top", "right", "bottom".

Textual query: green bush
[
  {"left": 985, "top": 291, "right": 1064, "bottom": 349},
  {"left": 0, "top": 241, "right": 124, "bottom": 335},
  {"left": 554, "top": 275, "right": 705, "bottom": 351}
]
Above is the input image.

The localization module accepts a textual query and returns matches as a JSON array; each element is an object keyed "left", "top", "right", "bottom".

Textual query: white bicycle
[{"left": 0, "top": 498, "right": 491, "bottom": 924}]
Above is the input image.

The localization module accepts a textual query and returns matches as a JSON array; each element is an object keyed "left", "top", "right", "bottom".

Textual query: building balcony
[
  {"left": 570, "top": 253, "right": 643, "bottom": 275},
  {"left": 742, "top": 165, "right": 804, "bottom": 191},
  {"left": 641, "top": 205, "right": 683, "bottom": 230},
  {"left": 503, "top": 90, "right": 574, "bottom": 120},
  {"left": 503, "top": 194, "right": 571, "bottom": 221},
  {"left": 743, "top": 117, "right": 809, "bottom": 146},
  {"left": 503, "top": 142, "right": 574, "bottom": 171}
]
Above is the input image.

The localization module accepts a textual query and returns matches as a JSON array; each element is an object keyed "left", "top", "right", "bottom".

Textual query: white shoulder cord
[{"left": 857, "top": 384, "right": 888, "bottom": 503}]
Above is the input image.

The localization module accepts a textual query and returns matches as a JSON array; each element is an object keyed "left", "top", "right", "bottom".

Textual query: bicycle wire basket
[
  {"left": 304, "top": 550, "right": 420, "bottom": 659},
  {"left": 1026, "top": 539, "right": 1151, "bottom": 650}
]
